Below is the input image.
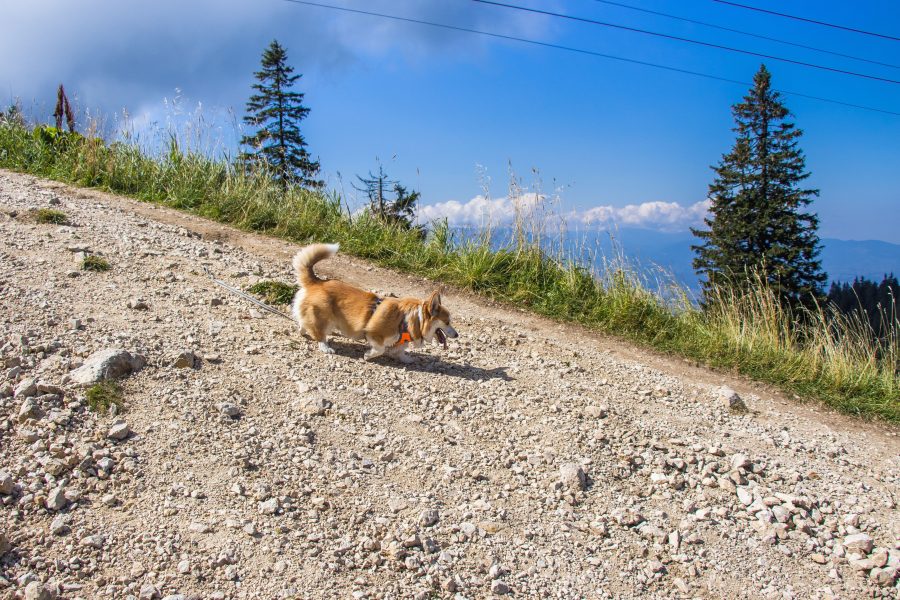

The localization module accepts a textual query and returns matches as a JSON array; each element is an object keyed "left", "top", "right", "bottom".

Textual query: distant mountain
[
  {"left": 461, "top": 226, "right": 900, "bottom": 290},
  {"left": 587, "top": 229, "right": 900, "bottom": 289}
]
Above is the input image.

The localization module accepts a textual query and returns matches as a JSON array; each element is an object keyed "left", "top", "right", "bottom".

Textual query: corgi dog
[{"left": 290, "top": 243, "right": 458, "bottom": 362}]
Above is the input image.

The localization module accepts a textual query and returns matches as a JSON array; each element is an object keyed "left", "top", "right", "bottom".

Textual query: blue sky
[{"left": 2, "top": 0, "right": 899, "bottom": 242}]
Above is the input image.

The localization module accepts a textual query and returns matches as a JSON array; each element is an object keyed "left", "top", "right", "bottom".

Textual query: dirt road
[{"left": 1, "top": 169, "right": 898, "bottom": 599}]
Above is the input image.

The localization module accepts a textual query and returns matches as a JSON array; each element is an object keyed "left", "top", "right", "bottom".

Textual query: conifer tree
[
  {"left": 692, "top": 65, "right": 826, "bottom": 306},
  {"left": 353, "top": 165, "right": 421, "bottom": 230},
  {"left": 241, "top": 40, "right": 322, "bottom": 189}
]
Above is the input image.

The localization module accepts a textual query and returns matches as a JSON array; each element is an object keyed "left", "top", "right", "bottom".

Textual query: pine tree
[
  {"left": 692, "top": 65, "right": 826, "bottom": 307},
  {"left": 241, "top": 40, "right": 322, "bottom": 189}
]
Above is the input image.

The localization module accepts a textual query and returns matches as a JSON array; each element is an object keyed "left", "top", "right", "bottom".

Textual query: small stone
[
  {"left": 188, "top": 522, "right": 210, "bottom": 533},
  {"left": 218, "top": 402, "right": 241, "bottom": 418},
  {"left": 810, "top": 553, "right": 827, "bottom": 564},
  {"left": 46, "top": 487, "right": 67, "bottom": 511},
  {"left": 583, "top": 405, "right": 608, "bottom": 419},
  {"left": 127, "top": 298, "right": 149, "bottom": 310},
  {"left": 870, "top": 567, "right": 898, "bottom": 587},
  {"left": 138, "top": 584, "right": 159, "bottom": 600},
  {"left": 177, "top": 559, "right": 191, "bottom": 574},
  {"left": 80, "top": 534, "right": 105, "bottom": 549},
  {"left": 14, "top": 378, "right": 37, "bottom": 399},
  {"left": 107, "top": 421, "right": 131, "bottom": 440},
  {"left": 419, "top": 509, "right": 440, "bottom": 527},
  {"left": 388, "top": 498, "right": 407, "bottom": 513},
  {"left": 171, "top": 350, "right": 199, "bottom": 369},
  {"left": 490, "top": 580, "right": 510, "bottom": 595},
  {"left": 50, "top": 514, "right": 70, "bottom": 536},
  {"left": 736, "top": 486, "right": 753, "bottom": 506},
  {"left": 0, "top": 531, "right": 10, "bottom": 555},
  {"left": 559, "top": 462, "right": 586, "bottom": 491},
  {"left": 24, "top": 582, "right": 57, "bottom": 600},
  {"left": 18, "top": 399, "right": 43, "bottom": 422},
  {"left": 0, "top": 470, "right": 15, "bottom": 495},
  {"left": 300, "top": 396, "right": 330, "bottom": 416},
  {"left": 718, "top": 386, "right": 747, "bottom": 412},
  {"left": 844, "top": 533, "right": 874, "bottom": 554},
  {"left": 259, "top": 498, "right": 279, "bottom": 515}
]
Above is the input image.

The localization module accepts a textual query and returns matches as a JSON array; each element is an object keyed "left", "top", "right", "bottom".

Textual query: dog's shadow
[{"left": 322, "top": 340, "right": 513, "bottom": 382}]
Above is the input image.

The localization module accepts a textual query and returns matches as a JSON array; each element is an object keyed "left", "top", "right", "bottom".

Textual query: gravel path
[{"left": 1, "top": 169, "right": 898, "bottom": 600}]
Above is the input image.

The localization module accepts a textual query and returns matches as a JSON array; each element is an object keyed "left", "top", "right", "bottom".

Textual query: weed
[
  {"left": 85, "top": 381, "right": 123, "bottom": 413},
  {"left": 33, "top": 208, "right": 68, "bottom": 224},
  {"left": 81, "top": 255, "right": 111, "bottom": 272},
  {"left": 248, "top": 280, "right": 298, "bottom": 305}
]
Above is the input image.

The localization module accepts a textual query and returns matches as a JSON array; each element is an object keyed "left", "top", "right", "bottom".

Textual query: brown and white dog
[{"left": 290, "top": 243, "right": 458, "bottom": 362}]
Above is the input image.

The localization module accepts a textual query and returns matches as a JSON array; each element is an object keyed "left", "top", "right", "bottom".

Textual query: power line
[
  {"left": 712, "top": 0, "right": 900, "bottom": 42},
  {"left": 279, "top": 0, "right": 900, "bottom": 117},
  {"left": 473, "top": 0, "right": 900, "bottom": 85},
  {"left": 590, "top": 0, "right": 900, "bottom": 70}
]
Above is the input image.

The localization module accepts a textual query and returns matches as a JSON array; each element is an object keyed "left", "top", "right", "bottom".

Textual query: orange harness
[{"left": 372, "top": 297, "right": 416, "bottom": 347}]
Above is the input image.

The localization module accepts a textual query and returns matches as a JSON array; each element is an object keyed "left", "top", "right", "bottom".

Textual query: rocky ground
[{"left": 0, "top": 168, "right": 898, "bottom": 600}]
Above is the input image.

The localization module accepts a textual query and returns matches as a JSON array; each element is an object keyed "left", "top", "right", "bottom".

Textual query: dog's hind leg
[{"left": 303, "top": 307, "right": 335, "bottom": 354}]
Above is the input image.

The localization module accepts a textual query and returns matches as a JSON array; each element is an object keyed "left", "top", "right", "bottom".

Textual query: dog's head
[{"left": 421, "top": 291, "right": 458, "bottom": 347}]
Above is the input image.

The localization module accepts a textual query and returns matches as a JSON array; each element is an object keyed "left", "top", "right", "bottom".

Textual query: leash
[{"left": 201, "top": 265, "right": 294, "bottom": 321}]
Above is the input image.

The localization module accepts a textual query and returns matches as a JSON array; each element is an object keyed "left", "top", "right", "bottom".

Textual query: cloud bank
[{"left": 417, "top": 195, "right": 711, "bottom": 231}]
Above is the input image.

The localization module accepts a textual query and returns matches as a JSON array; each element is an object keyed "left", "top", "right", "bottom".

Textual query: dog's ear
[{"left": 426, "top": 290, "right": 441, "bottom": 315}]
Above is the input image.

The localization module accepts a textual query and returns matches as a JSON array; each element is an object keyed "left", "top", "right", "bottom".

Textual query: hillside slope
[{"left": 1, "top": 170, "right": 898, "bottom": 599}]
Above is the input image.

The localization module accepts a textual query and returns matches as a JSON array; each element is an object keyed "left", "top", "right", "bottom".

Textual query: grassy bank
[{"left": 1, "top": 121, "right": 897, "bottom": 421}]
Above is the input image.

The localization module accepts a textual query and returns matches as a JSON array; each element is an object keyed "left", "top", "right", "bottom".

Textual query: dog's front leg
[
  {"left": 387, "top": 344, "right": 414, "bottom": 364},
  {"left": 364, "top": 339, "right": 386, "bottom": 361}
]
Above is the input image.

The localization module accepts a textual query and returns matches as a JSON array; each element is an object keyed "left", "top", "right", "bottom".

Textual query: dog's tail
[{"left": 293, "top": 243, "right": 339, "bottom": 287}]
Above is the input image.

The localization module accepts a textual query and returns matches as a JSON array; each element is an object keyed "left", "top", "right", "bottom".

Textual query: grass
[
  {"left": 85, "top": 381, "right": 124, "bottom": 413},
  {"left": 81, "top": 254, "right": 111, "bottom": 272},
  {"left": 248, "top": 280, "right": 298, "bottom": 305},
  {"left": 1, "top": 118, "right": 897, "bottom": 421},
  {"left": 33, "top": 207, "right": 68, "bottom": 224}
]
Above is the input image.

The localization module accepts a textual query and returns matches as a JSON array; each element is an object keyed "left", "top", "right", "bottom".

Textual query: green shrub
[
  {"left": 86, "top": 381, "right": 123, "bottom": 413},
  {"left": 81, "top": 255, "right": 111, "bottom": 272},
  {"left": 248, "top": 280, "right": 298, "bottom": 305},
  {"left": 33, "top": 208, "right": 68, "bottom": 224}
]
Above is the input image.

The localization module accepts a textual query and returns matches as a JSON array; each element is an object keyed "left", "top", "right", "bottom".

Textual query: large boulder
[{"left": 69, "top": 349, "right": 146, "bottom": 385}]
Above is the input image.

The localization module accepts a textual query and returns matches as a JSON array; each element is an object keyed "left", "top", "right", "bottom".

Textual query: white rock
[
  {"left": 718, "top": 386, "right": 748, "bottom": 412},
  {"left": 559, "top": 462, "right": 586, "bottom": 491},
  {"left": 736, "top": 486, "right": 753, "bottom": 506},
  {"left": 69, "top": 349, "right": 146, "bottom": 384},
  {"left": 46, "top": 487, "right": 67, "bottom": 511},
  {"left": 844, "top": 533, "right": 874, "bottom": 554},
  {"left": 419, "top": 509, "right": 440, "bottom": 527},
  {"left": 107, "top": 421, "right": 131, "bottom": 440},
  {"left": 24, "top": 582, "right": 57, "bottom": 600},
  {"left": 259, "top": 498, "right": 279, "bottom": 515},
  {"left": 0, "top": 470, "right": 14, "bottom": 495},
  {"left": 14, "top": 377, "right": 37, "bottom": 399},
  {"left": 218, "top": 402, "right": 241, "bottom": 417}
]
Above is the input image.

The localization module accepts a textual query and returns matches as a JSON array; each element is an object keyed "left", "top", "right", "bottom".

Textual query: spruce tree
[
  {"left": 692, "top": 64, "right": 826, "bottom": 307},
  {"left": 241, "top": 40, "right": 322, "bottom": 189}
]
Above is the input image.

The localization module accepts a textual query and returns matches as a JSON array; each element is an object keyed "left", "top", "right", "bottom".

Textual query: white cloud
[{"left": 418, "top": 196, "right": 711, "bottom": 231}]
